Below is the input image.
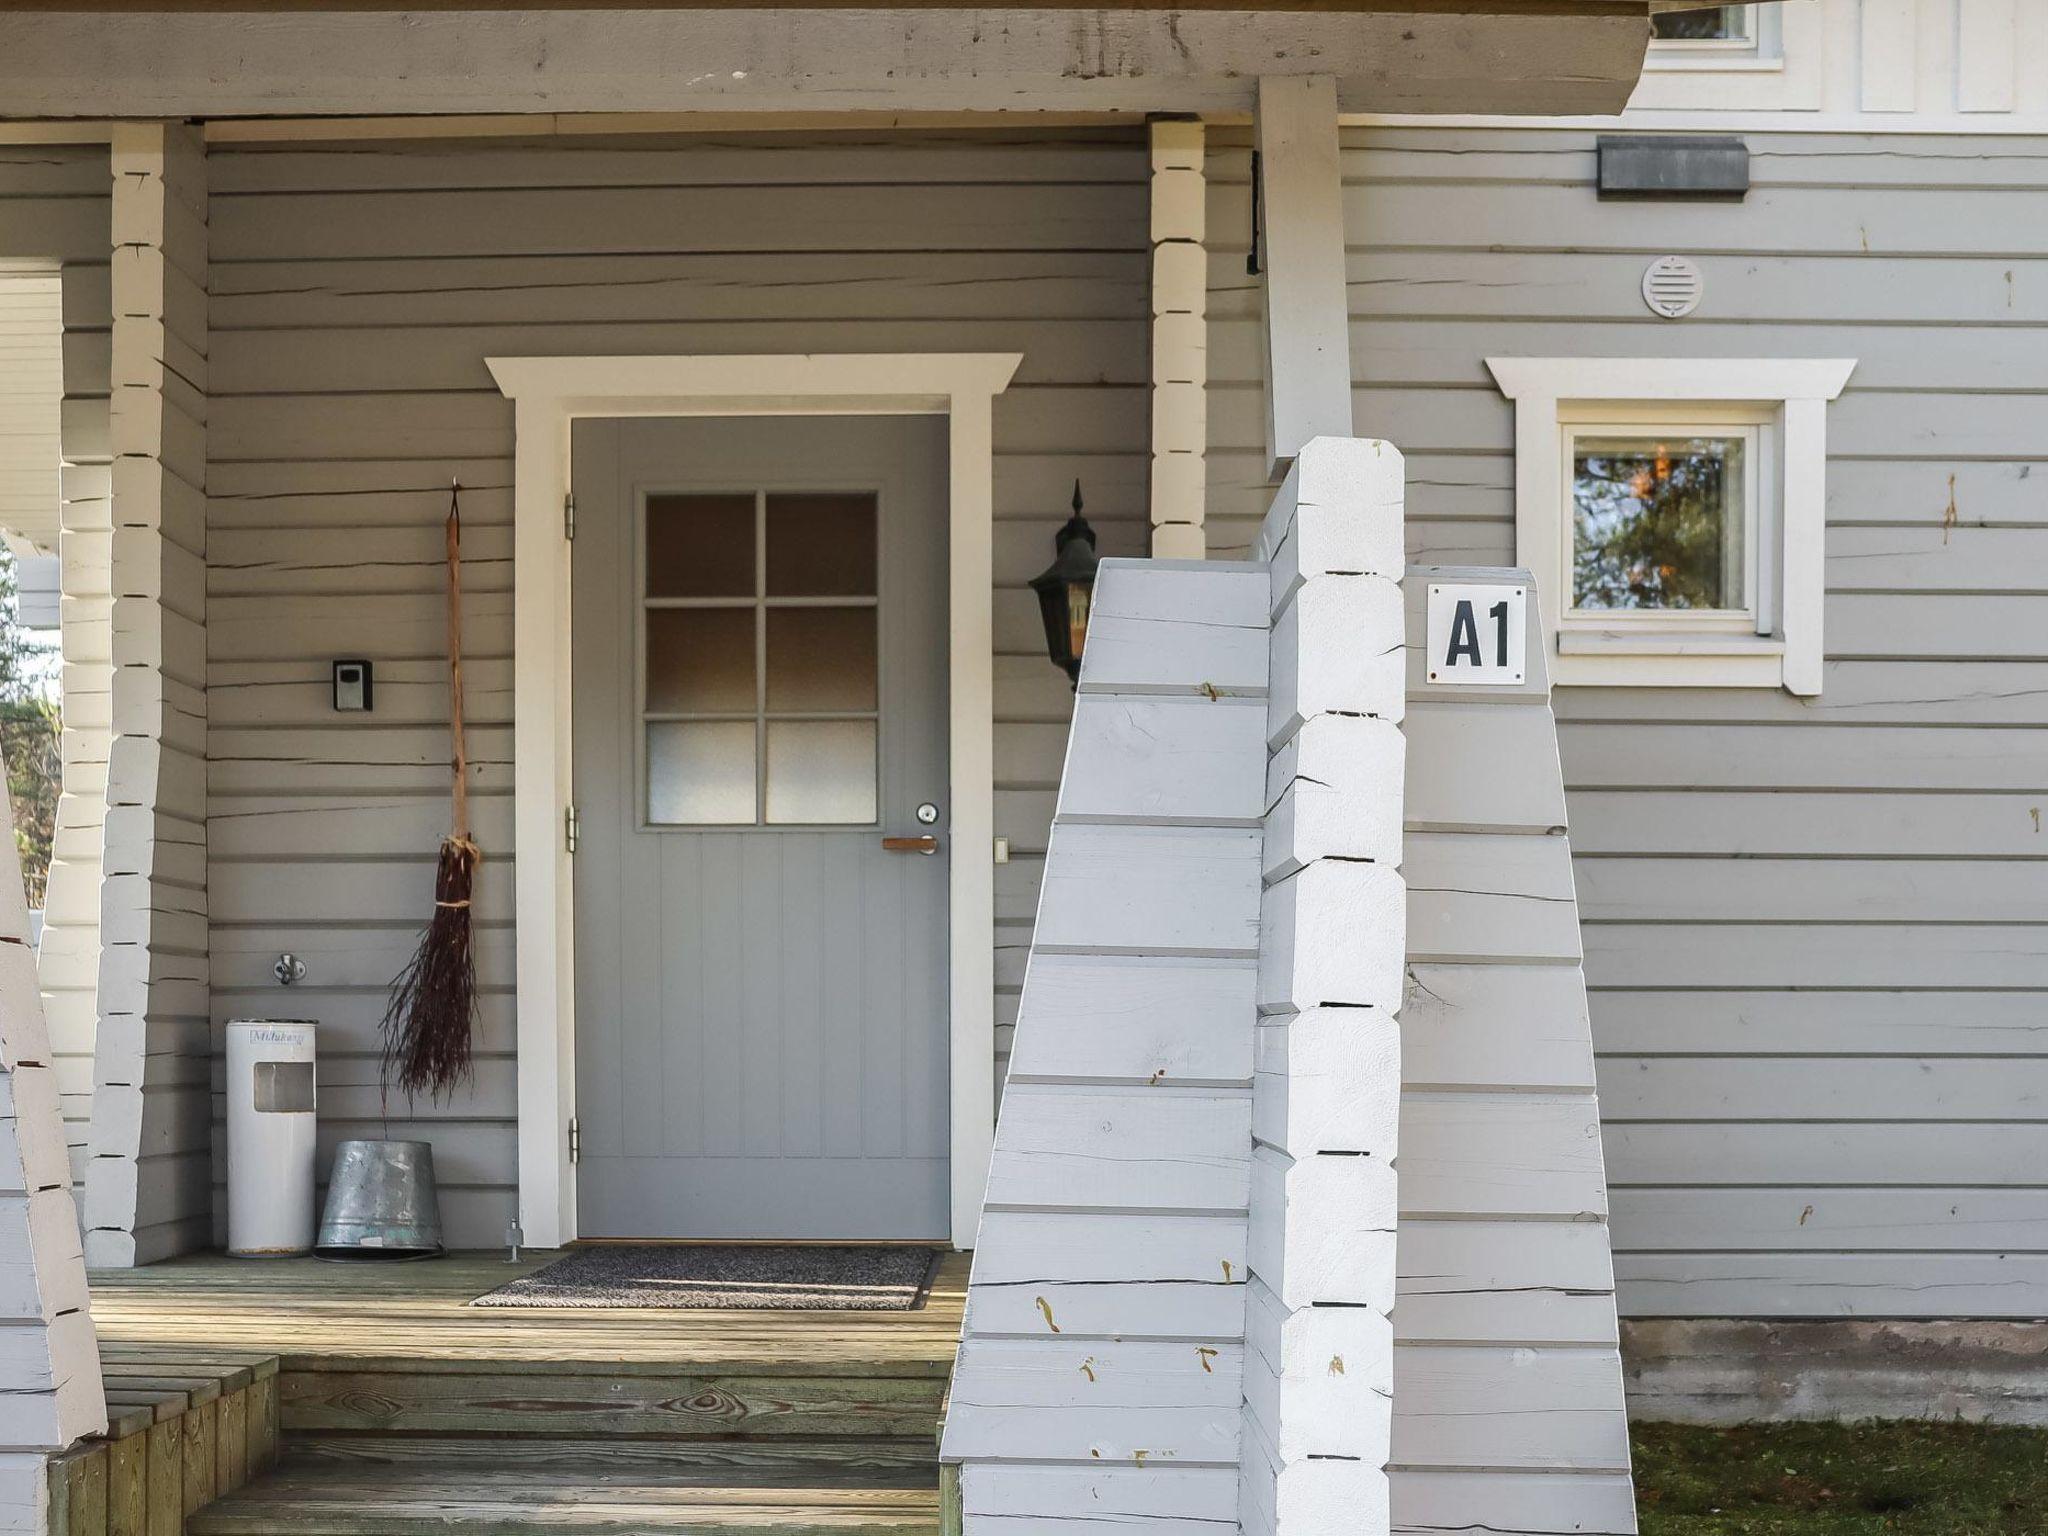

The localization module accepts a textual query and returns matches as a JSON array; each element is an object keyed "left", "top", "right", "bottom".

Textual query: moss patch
[{"left": 1635, "top": 1421, "right": 2048, "bottom": 1534}]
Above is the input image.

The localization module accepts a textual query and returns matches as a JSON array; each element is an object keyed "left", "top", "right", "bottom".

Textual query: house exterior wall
[
  {"left": 1205, "top": 121, "right": 2048, "bottom": 1319},
  {"left": 0, "top": 146, "right": 112, "bottom": 1214},
  {"left": 200, "top": 129, "right": 1150, "bottom": 1246}
]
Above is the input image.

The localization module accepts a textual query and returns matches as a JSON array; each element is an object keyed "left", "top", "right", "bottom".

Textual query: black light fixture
[{"left": 1030, "top": 481, "right": 1100, "bottom": 688}]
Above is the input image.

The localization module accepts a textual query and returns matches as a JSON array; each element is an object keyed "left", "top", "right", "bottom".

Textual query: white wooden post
[
  {"left": 1243, "top": 436, "right": 1405, "bottom": 1536},
  {"left": 1149, "top": 116, "right": 1207, "bottom": 559},
  {"left": 83, "top": 122, "right": 211, "bottom": 1267},
  {"left": 1254, "top": 78, "right": 1353, "bottom": 477},
  {"left": 42, "top": 245, "right": 118, "bottom": 1206},
  {"left": 0, "top": 770, "right": 106, "bottom": 1528}
]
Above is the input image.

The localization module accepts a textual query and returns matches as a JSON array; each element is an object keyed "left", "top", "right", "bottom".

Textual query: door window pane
[
  {"left": 1572, "top": 434, "right": 1746, "bottom": 612},
  {"left": 646, "top": 608, "right": 756, "bottom": 714},
  {"left": 766, "top": 608, "right": 878, "bottom": 712},
  {"left": 767, "top": 493, "right": 877, "bottom": 597},
  {"left": 648, "top": 721, "right": 756, "bottom": 824},
  {"left": 640, "top": 485, "right": 884, "bottom": 827},
  {"left": 765, "top": 720, "right": 877, "bottom": 825},
  {"left": 646, "top": 493, "right": 755, "bottom": 598}
]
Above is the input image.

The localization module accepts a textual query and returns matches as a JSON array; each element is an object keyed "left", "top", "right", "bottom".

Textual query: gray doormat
[{"left": 470, "top": 1244, "right": 941, "bottom": 1311}]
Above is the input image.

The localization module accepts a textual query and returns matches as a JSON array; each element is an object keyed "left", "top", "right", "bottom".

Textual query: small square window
[
  {"left": 1487, "top": 357, "right": 1857, "bottom": 695},
  {"left": 1568, "top": 428, "right": 1754, "bottom": 620},
  {"left": 1650, "top": 5, "right": 1752, "bottom": 45}
]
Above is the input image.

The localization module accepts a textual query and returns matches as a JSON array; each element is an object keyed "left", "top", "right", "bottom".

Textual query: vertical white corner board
[
  {"left": 1253, "top": 79, "right": 1353, "bottom": 475},
  {"left": 1241, "top": 436, "right": 1405, "bottom": 1536},
  {"left": 1394, "top": 565, "right": 1636, "bottom": 1536},
  {"left": 0, "top": 773, "right": 106, "bottom": 1528},
  {"left": 83, "top": 122, "right": 212, "bottom": 1269},
  {"left": 1150, "top": 116, "right": 1208, "bottom": 559},
  {"left": 944, "top": 554, "right": 1269, "bottom": 1528}
]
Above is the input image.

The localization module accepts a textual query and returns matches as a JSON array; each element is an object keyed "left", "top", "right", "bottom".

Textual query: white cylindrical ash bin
[{"left": 226, "top": 1021, "right": 318, "bottom": 1256}]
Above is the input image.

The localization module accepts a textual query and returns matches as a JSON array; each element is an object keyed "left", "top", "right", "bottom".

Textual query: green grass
[{"left": 1634, "top": 1421, "right": 2048, "bottom": 1534}]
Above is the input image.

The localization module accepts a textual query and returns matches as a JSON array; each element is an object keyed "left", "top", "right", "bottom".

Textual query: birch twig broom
[{"left": 381, "top": 483, "right": 481, "bottom": 1099}]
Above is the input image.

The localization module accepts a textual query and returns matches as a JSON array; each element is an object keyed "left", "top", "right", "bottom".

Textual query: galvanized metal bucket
[{"left": 315, "top": 1139, "right": 445, "bottom": 1260}]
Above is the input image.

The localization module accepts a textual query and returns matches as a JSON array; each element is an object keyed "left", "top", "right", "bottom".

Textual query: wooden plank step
[
  {"left": 280, "top": 1369, "right": 945, "bottom": 1440},
  {"left": 103, "top": 1360, "right": 259, "bottom": 1394},
  {"left": 186, "top": 1466, "right": 940, "bottom": 1536},
  {"left": 101, "top": 1345, "right": 280, "bottom": 1382},
  {"left": 283, "top": 1436, "right": 938, "bottom": 1480}
]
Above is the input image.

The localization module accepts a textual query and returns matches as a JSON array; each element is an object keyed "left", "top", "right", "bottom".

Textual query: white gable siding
[
  {"left": 203, "top": 130, "right": 1149, "bottom": 1245},
  {"left": 1205, "top": 125, "right": 2048, "bottom": 1320}
]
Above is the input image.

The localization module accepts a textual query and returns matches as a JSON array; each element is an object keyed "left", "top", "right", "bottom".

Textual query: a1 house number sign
[{"left": 1427, "top": 582, "right": 1528, "bottom": 686}]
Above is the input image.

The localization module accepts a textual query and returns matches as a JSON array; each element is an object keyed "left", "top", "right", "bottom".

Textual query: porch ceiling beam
[{"left": 0, "top": 7, "right": 1652, "bottom": 119}]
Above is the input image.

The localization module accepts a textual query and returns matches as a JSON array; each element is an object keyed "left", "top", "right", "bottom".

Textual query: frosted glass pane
[
  {"left": 767, "top": 493, "right": 876, "bottom": 597},
  {"left": 646, "top": 608, "right": 755, "bottom": 713},
  {"left": 648, "top": 721, "right": 756, "bottom": 825},
  {"left": 765, "top": 720, "right": 877, "bottom": 825},
  {"left": 646, "top": 494, "right": 754, "bottom": 598},
  {"left": 766, "top": 608, "right": 877, "bottom": 712}
]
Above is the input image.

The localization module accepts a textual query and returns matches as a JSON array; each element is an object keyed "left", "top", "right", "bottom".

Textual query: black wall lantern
[{"left": 1031, "top": 481, "right": 1100, "bottom": 687}]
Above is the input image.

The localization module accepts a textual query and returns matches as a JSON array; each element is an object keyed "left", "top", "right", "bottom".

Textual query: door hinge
[
  {"left": 564, "top": 491, "right": 576, "bottom": 540},
  {"left": 565, "top": 804, "right": 580, "bottom": 854},
  {"left": 568, "top": 1117, "right": 581, "bottom": 1164}
]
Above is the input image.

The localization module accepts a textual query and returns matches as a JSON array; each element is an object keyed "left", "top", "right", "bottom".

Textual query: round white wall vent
[{"left": 1642, "top": 255, "right": 1705, "bottom": 319}]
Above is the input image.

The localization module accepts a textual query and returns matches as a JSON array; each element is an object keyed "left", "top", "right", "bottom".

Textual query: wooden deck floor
[{"left": 87, "top": 1249, "right": 968, "bottom": 1376}]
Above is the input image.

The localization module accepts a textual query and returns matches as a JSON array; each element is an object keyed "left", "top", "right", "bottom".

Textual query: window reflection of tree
[
  {"left": 1651, "top": 6, "right": 1745, "bottom": 42},
  {"left": 1573, "top": 441, "right": 1736, "bottom": 611}
]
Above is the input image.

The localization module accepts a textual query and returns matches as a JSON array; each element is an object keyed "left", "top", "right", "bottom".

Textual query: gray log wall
[
  {"left": 1206, "top": 125, "right": 2048, "bottom": 1320},
  {"left": 202, "top": 129, "right": 1150, "bottom": 1246}
]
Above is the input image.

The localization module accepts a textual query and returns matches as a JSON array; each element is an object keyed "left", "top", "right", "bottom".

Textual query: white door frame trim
[{"left": 487, "top": 352, "right": 1022, "bottom": 1250}]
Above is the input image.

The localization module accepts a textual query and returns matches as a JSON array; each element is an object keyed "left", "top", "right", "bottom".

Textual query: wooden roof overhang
[{"left": 0, "top": 0, "right": 1699, "bottom": 120}]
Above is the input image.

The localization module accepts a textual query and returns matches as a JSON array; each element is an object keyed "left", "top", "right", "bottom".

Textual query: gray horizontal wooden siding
[
  {"left": 0, "top": 146, "right": 112, "bottom": 1210},
  {"left": 205, "top": 130, "right": 1149, "bottom": 1246},
  {"left": 1207, "top": 127, "right": 2048, "bottom": 1319}
]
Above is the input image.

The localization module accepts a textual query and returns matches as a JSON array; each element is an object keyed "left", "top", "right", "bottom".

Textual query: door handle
[{"left": 882, "top": 835, "right": 940, "bottom": 855}]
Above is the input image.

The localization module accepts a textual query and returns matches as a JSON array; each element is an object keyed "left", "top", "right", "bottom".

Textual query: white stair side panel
[
  {"left": 1006, "top": 953, "right": 1256, "bottom": 1086},
  {"left": 1391, "top": 566, "right": 1636, "bottom": 1536},
  {"left": 948, "top": 555, "right": 1265, "bottom": 1528}
]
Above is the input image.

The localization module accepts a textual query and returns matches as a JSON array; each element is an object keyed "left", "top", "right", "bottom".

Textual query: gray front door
[{"left": 570, "top": 415, "right": 951, "bottom": 1239}]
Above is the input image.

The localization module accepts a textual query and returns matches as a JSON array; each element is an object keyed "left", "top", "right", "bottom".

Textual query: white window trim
[
  {"left": 1628, "top": 0, "right": 1821, "bottom": 110},
  {"left": 1559, "top": 407, "right": 1765, "bottom": 638},
  {"left": 487, "top": 352, "right": 1021, "bottom": 1251},
  {"left": 1643, "top": 3, "right": 1783, "bottom": 73},
  {"left": 1486, "top": 357, "right": 1856, "bottom": 694}
]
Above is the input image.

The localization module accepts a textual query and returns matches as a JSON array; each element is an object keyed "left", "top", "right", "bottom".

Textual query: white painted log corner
[{"left": 0, "top": 771, "right": 106, "bottom": 1530}]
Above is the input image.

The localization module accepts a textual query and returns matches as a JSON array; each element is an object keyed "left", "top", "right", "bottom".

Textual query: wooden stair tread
[
  {"left": 284, "top": 1436, "right": 937, "bottom": 1475},
  {"left": 188, "top": 1466, "right": 939, "bottom": 1535},
  {"left": 87, "top": 1252, "right": 966, "bottom": 1373}
]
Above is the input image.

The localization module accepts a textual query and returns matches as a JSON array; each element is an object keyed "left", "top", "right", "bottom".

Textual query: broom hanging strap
[{"left": 446, "top": 482, "right": 470, "bottom": 842}]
